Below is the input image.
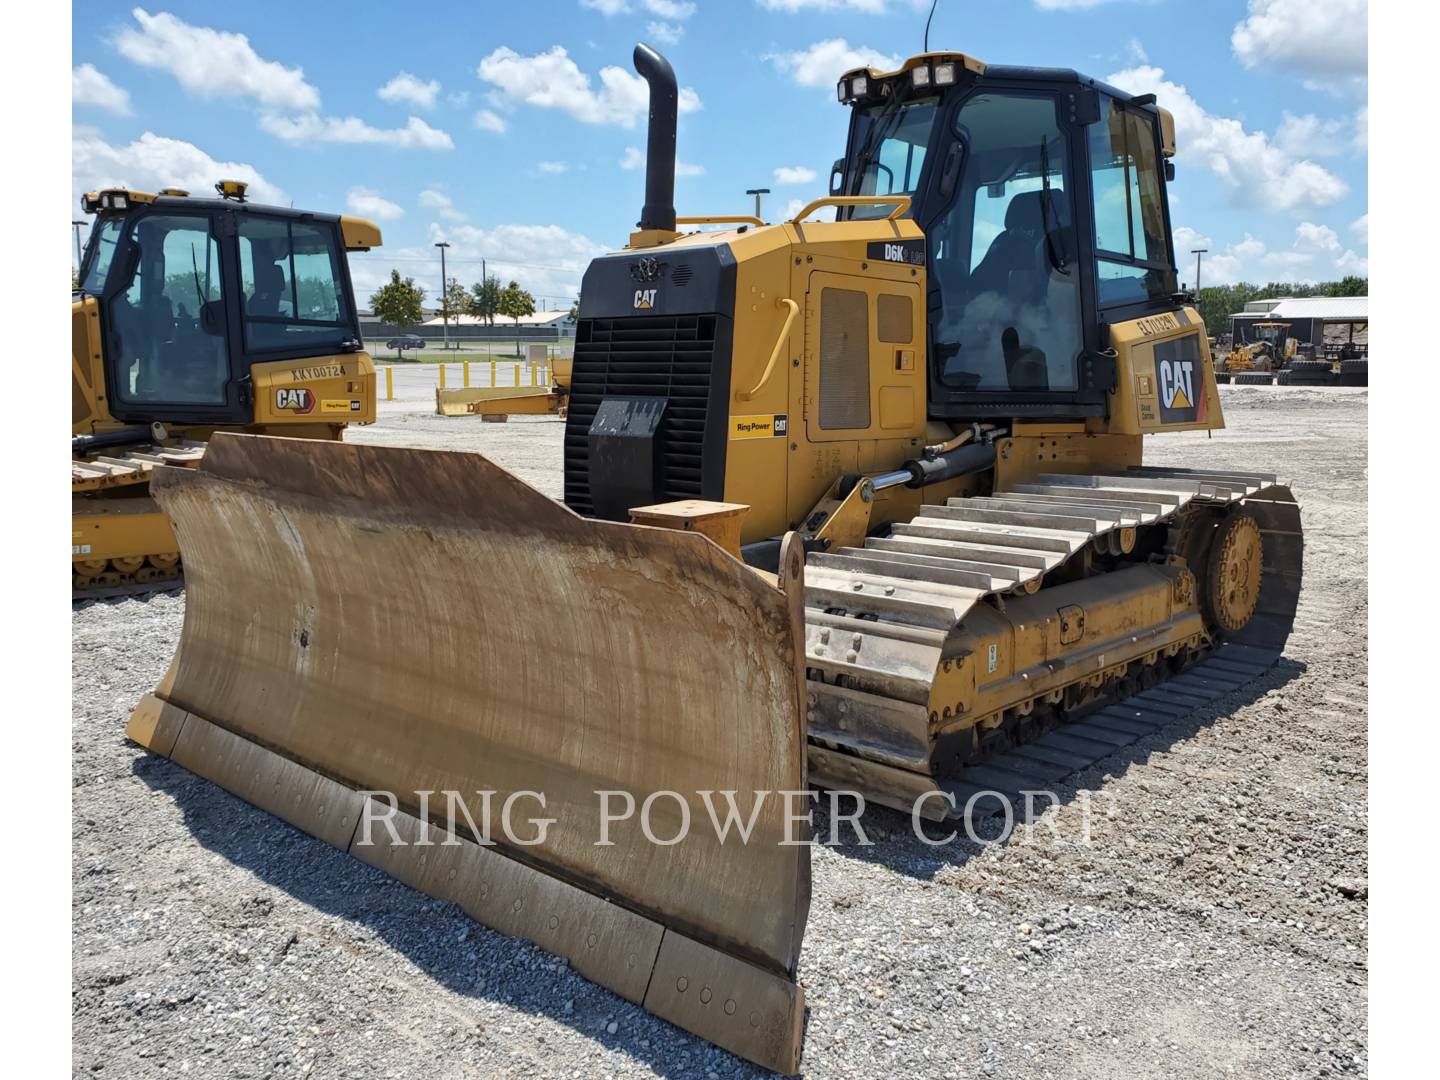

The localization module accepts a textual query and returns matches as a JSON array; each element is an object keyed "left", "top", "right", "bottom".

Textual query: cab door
[{"left": 103, "top": 211, "right": 246, "bottom": 424}]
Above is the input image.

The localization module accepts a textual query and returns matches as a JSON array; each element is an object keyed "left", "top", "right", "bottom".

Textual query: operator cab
[
  {"left": 833, "top": 54, "right": 1179, "bottom": 421},
  {"left": 76, "top": 184, "right": 365, "bottom": 426}
]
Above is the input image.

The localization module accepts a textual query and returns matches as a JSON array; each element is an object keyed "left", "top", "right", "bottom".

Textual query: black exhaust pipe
[{"left": 632, "top": 43, "right": 677, "bottom": 232}]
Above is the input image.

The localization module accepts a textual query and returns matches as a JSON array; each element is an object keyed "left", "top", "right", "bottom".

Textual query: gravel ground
[{"left": 73, "top": 386, "right": 1368, "bottom": 1078}]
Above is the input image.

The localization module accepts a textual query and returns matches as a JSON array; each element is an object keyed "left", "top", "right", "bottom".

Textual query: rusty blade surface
[{"left": 150, "top": 433, "right": 810, "bottom": 975}]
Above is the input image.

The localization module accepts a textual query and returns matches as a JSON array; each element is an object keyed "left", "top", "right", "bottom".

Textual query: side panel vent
[{"left": 818, "top": 287, "right": 871, "bottom": 430}]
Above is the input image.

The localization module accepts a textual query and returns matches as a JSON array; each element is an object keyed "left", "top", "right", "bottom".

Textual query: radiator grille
[{"left": 564, "top": 314, "right": 720, "bottom": 514}]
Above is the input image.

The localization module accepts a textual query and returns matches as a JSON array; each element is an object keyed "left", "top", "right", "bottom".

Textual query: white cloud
[
  {"left": 114, "top": 8, "right": 320, "bottom": 110},
  {"left": 377, "top": 72, "right": 440, "bottom": 110},
  {"left": 73, "top": 64, "right": 132, "bottom": 115},
  {"left": 478, "top": 46, "right": 700, "bottom": 128},
  {"left": 1293, "top": 221, "right": 1341, "bottom": 255},
  {"left": 642, "top": 0, "right": 696, "bottom": 16},
  {"left": 1350, "top": 212, "right": 1368, "bottom": 246},
  {"left": 1192, "top": 223, "right": 1369, "bottom": 285},
  {"left": 1172, "top": 225, "right": 1213, "bottom": 253},
  {"left": 346, "top": 187, "right": 404, "bottom": 220},
  {"left": 537, "top": 160, "right": 570, "bottom": 174},
  {"left": 72, "top": 125, "right": 285, "bottom": 207},
  {"left": 419, "top": 189, "right": 467, "bottom": 222},
  {"left": 1232, "top": 0, "right": 1368, "bottom": 76},
  {"left": 774, "top": 165, "right": 817, "bottom": 184},
  {"left": 584, "top": 0, "right": 696, "bottom": 14},
  {"left": 473, "top": 109, "right": 508, "bottom": 133},
  {"left": 619, "top": 145, "right": 703, "bottom": 175},
  {"left": 1274, "top": 111, "right": 1347, "bottom": 158},
  {"left": 427, "top": 221, "right": 608, "bottom": 299},
  {"left": 647, "top": 21, "right": 684, "bottom": 44},
  {"left": 758, "top": 0, "right": 891, "bottom": 11},
  {"left": 764, "top": 38, "right": 901, "bottom": 89},
  {"left": 1106, "top": 64, "right": 1347, "bottom": 212},
  {"left": 260, "top": 113, "right": 454, "bottom": 150},
  {"left": 1353, "top": 104, "right": 1367, "bottom": 151}
]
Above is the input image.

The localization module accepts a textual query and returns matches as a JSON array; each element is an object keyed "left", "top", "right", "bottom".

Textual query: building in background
[{"left": 1229, "top": 296, "right": 1368, "bottom": 354}]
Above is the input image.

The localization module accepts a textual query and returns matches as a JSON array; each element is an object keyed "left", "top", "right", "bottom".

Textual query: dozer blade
[{"left": 127, "top": 432, "right": 811, "bottom": 1074}]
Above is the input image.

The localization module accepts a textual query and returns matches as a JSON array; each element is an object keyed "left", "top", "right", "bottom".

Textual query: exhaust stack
[{"left": 633, "top": 43, "right": 677, "bottom": 232}]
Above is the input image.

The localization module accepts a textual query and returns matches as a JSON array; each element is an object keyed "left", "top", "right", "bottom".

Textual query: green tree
[
  {"left": 568, "top": 292, "right": 581, "bottom": 321},
  {"left": 441, "top": 277, "right": 473, "bottom": 323},
  {"left": 497, "top": 280, "right": 536, "bottom": 356},
  {"left": 470, "top": 273, "right": 502, "bottom": 328},
  {"left": 369, "top": 270, "right": 427, "bottom": 356}
]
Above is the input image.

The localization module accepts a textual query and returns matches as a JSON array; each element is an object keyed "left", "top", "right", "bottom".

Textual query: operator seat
[{"left": 248, "top": 261, "right": 288, "bottom": 317}]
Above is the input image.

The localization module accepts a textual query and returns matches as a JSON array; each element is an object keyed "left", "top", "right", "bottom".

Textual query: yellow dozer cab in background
[
  {"left": 72, "top": 182, "right": 380, "bottom": 599},
  {"left": 129, "top": 45, "right": 1301, "bottom": 1072}
]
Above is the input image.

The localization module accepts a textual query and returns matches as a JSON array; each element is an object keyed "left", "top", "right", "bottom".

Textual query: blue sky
[{"left": 71, "top": 0, "right": 1368, "bottom": 305}]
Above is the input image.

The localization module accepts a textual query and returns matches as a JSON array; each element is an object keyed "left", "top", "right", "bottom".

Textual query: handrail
[
  {"left": 788, "top": 194, "right": 912, "bottom": 223},
  {"left": 676, "top": 214, "right": 765, "bottom": 227},
  {"left": 737, "top": 297, "right": 800, "bottom": 402}
]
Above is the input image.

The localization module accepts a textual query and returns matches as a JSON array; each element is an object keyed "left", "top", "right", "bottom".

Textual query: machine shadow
[
  {"left": 818, "top": 656, "right": 1306, "bottom": 881},
  {"left": 130, "top": 752, "right": 769, "bottom": 1080}
]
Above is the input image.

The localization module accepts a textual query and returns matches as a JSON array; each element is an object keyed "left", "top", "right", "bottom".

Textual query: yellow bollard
[
  {"left": 513, "top": 363, "right": 520, "bottom": 387},
  {"left": 464, "top": 361, "right": 471, "bottom": 388},
  {"left": 384, "top": 366, "right": 393, "bottom": 401},
  {"left": 529, "top": 362, "right": 538, "bottom": 386},
  {"left": 439, "top": 364, "right": 447, "bottom": 389},
  {"left": 489, "top": 360, "right": 497, "bottom": 387}
]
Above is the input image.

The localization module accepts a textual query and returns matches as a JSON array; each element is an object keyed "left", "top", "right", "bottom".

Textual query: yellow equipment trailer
[
  {"left": 72, "top": 182, "right": 380, "bottom": 598},
  {"left": 130, "top": 46, "right": 1301, "bottom": 1071}
]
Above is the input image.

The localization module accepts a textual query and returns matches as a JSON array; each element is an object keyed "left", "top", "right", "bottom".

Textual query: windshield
[
  {"left": 845, "top": 97, "right": 939, "bottom": 219},
  {"left": 80, "top": 216, "right": 123, "bottom": 293}
]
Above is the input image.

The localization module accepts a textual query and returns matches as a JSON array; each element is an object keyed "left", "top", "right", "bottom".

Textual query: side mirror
[
  {"left": 829, "top": 158, "right": 845, "bottom": 194},
  {"left": 1164, "top": 161, "right": 1176, "bottom": 182}
]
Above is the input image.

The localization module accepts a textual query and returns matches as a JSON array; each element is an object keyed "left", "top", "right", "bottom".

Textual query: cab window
[
  {"left": 846, "top": 98, "right": 938, "bottom": 219},
  {"left": 1088, "top": 97, "right": 1175, "bottom": 306},
  {"left": 238, "top": 216, "right": 353, "bottom": 353}
]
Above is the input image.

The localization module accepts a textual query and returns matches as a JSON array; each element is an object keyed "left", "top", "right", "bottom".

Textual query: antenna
[{"left": 924, "top": 0, "right": 938, "bottom": 52}]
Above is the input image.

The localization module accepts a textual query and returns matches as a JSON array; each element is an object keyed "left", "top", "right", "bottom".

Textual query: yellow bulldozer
[
  {"left": 127, "top": 46, "right": 1302, "bottom": 1072},
  {"left": 72, "top": 181, "right": 380, "bottom": 599}
]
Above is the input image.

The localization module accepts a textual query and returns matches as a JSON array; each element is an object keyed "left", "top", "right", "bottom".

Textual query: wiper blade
[{"left": 1038, "top": 136, "right": 1070, "bottom": 275}]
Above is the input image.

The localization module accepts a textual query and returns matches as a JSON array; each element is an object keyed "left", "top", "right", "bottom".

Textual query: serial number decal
[
  {"left": 730, "top": 413, "right": 789, "bottom": 440},
  {"left": 73, "top": 544, "right": 93, "bottom": 555},
  {"left": 291, "top": 364, "right": 346, "bottom": 382},
  {"left": 1134, "top": 313, "right": 1181, "bottom": 337}
]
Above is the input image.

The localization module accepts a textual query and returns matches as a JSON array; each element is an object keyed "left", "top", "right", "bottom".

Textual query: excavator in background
[
  {"left": 72, "top": 182, "right": 380, "bottom": 598},
  {"left": 128, "top": 45, "right": 1301, "bottom": 1072}
]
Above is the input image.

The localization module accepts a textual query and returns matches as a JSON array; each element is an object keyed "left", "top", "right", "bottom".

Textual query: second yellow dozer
[
  {"left": 72, "top": 182, "right": 381, "bottom": 599},
  {"left": 129, "top": 46, "right": 1301, "bottom": 1072}
]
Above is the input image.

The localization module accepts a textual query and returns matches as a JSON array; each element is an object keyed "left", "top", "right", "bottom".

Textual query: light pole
[
  {"left": 1191, "top": 248, "right": 1207, "bottom": 295},
  {"left": 434, "top": 241, "right": 451, "bottom": 350},
  {"left": 72, "top": 220, "right": 87, "bottom": 269},
  {"left": 745, "top": 187, "right": 771, "bottom": 221}
]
